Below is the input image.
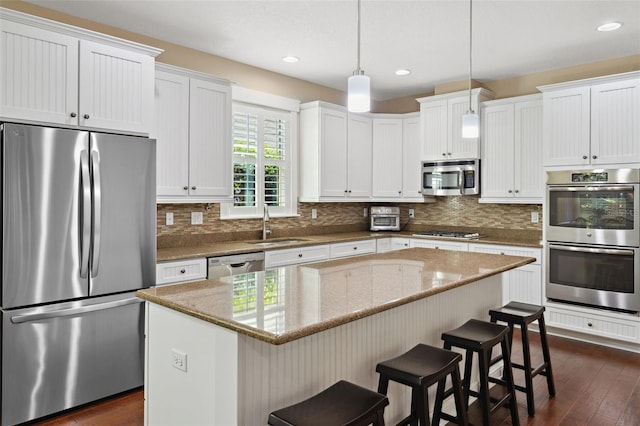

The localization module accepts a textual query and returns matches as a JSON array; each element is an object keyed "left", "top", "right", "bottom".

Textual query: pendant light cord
[
  {"left": 356, "top": 0, "right": 362, "bottom": 73},
  {"left": 468, "top": 0, "right": 473, "bottom": 113}
]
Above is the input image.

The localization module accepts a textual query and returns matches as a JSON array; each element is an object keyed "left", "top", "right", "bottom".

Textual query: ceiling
[{"left": 24, "top": 0, "right": 640, "bottom": 101}]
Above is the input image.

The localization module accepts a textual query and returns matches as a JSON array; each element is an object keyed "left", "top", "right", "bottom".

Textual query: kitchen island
[{"left": 138, "top": 247, "right": 535, "bottom": 425}]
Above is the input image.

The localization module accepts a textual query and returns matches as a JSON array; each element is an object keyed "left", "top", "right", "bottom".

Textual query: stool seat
[
  {"left": 268, "top": 380, "right": 389, "bottom": 426},
  {"left": 440, "top": 319, "right": 519, "bottom": 426},
  {"left": 376, "top": 344, "right": 468, "bottom": 425},
  {"left": 489, "top": 302, "right": 555, "bottom": 417}
]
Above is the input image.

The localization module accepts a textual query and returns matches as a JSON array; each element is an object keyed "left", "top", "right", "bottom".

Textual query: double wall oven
[{"left": 546, "top": 169, "right": 639, "bottom": 312}]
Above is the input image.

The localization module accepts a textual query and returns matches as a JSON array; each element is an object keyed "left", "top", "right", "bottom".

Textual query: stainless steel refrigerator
[{"left": 0, "top": 123, "right": 156, "bottom": 426}]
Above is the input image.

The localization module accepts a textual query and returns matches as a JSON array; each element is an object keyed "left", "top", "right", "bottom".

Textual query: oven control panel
[{"left": 571, "top": 172, "right": 609, "bottom": 182}]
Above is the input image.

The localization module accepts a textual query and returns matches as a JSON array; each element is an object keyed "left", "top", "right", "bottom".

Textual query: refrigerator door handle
[
  {"left": 80, "top": 150, "right": 92, "bottom": 279},
  {"left": 91, "top": 150, "right": 102, "bottom": 278},
  {"left": 9, "top": 297, "right": 142, "bottom": 324}
]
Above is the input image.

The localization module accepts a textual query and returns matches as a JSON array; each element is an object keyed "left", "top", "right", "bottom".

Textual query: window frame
[{"left": 221, "top": 87, "right": 299, "bottom": 219}]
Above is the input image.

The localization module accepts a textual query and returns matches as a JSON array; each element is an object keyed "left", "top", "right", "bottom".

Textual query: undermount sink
[{"left": 248, "top": 238, "right": 307, "bottom": 247}]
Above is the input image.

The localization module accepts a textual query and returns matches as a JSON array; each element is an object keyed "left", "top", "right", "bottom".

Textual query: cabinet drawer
[
  {"left": 265, "top": 245, "right": 330, "bottom": 268},
  {"left": 546, "top": 305, "right": 640, "bottom": 343},
  {"left": 468, "top": 243, "right": 541, "bottom": 264},
  {"left": 156, "top": 258, "right": 207, "bottom": 285},
  {"left": 410, "top": 239, "right": 469, "bottom": 251},
  {"left": 330, "top": 239, "right": 376, "bottom": 259}
]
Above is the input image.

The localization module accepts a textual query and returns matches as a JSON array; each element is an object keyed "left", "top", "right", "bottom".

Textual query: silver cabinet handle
[
  {"left": 11, "top": 298, "right": 142, "bottom": 324},
  {"left": 79, "top": 150, "right": 91, "bottom": 279},
  {"left": 84, "top": 114, "right": 90, "bottom": 119},
  {"left": 91, "top": 151, "right": 102, "bottom": 278},
  {"left": 70, "top": 112, "right": 77, "bottom": 118}
]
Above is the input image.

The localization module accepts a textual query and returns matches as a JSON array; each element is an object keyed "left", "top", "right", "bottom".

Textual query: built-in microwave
[{"left": 421, "top": 159, "right": 480, "bottom": 196}]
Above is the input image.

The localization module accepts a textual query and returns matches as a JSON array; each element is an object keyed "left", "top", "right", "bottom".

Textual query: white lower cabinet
[
  {"left": 467, "top": 244, "right": 542, "bottom": 306},
  {"left": 156, "top": 258, "right": 207, "bottom": 285},
  {"left": 545, "top": 302, "right": 640, "bottom": 344},
  {"left": 265, "top": 245, "right": 330, "bottom": 268},
  {"left": 330, "top": 239, "right": 376, "bottom": 259},
  {"left": 410, "top": 239, "right": 469, "bottom": 252}
]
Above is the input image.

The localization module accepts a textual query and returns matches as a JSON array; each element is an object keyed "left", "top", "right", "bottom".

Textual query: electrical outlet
[
  {"left": 409, "top": 209, "right": 415, "bottom": 218},
  {"left": 311, "top": 208, "right": 317, "bottom": 219},
  {"left": 166, "top": 212, "right": 174, "bottom": 226},
  {"left": 531, "top": 211, "right": 539, "bottom": 223},
  {"left": 171, "top": 349, "right": 187, "bottom": 372},
  {"left": 191, "top": 212, "right": 203, "bottom": 225}
]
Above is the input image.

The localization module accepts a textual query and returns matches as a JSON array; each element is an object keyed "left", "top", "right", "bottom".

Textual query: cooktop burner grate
[{"left": 413, "top": 230, "right": 480, "bottom": 239}]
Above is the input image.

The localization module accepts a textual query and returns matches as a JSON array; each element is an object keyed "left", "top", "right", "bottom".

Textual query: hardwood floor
[{"left": 30, "top": 332, "right": 640, "bottom": 426}]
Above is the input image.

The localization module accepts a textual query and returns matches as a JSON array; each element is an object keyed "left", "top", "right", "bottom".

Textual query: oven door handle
[
  {"left": 549, "top": 244, "right": 635, "bottom": 256},
  {"left": 548, "top": 185, "right": 635, "bottom": 192}
]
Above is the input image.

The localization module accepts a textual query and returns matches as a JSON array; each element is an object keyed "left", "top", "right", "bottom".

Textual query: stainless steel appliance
[
  {"left": 545, "top": 169, "right": 640, "bottom": 312},
  {"left": 369, "top": 206, "right": 401, "bottom": 231},
  {"left": 421, "top": 159, "right": 480, "bottom": 196},
  {"left": 208, "top": 252, "right": 265, "bottom": 279},
  {"left": 1, "top": 123, "right": 156, "bottom": 425},
  {"left": 413, "top": 230, "right": 480, "bottom": 239}
]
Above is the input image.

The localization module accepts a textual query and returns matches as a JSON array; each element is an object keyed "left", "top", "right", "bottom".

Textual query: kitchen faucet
[{"left": 262, "top": 205, "right": 272, "bottom": 240}]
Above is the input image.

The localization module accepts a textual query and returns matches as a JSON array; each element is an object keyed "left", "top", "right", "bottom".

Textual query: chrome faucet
[{"left": 262, "top": 205, "right": 272, "bottom": 240}]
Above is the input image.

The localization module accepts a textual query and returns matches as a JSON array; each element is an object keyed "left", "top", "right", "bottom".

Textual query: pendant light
[
  {"left": 461, "top": 0, "right": 479, "bottom": 138},
  {"left": 348, "top": 0, "right": 370, "bottom": 113}
]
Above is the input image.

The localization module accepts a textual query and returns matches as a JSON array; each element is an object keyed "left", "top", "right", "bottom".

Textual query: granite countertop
[
  {"left": 138, "top": 247, "right": 535, "bottom": 345},
  {"left": 157, "top": 229, "right": 542, "bottom": 262}
]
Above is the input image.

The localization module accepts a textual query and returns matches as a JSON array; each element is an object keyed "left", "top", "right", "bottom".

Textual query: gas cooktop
[{"left": 413, "top": 230, "right": 480, "bottom": 239}]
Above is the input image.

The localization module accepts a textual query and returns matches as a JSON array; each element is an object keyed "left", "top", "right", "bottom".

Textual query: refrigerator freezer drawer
[{"left": 1, "top": 293, "right": 144, "bottom": 426}]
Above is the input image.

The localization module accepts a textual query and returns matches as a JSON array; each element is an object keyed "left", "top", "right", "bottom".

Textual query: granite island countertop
[
  {"left": 138, "top": 247, "right": 535, "bottom": 344},
  {"left": 157, "top": 228, "right": 542, "bottom": 262}
]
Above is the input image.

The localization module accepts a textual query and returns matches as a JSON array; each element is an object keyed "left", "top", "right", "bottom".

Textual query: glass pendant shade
[
  {"left": 348, "top": 73, "right": 370, "bottom": 113},
  {"left": 462, "top": 112, "right": 479, "bottom": 138}
]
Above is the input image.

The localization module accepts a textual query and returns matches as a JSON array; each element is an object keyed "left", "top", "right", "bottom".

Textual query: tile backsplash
[{"left": 157, "top": 197, "right": 542, "bottom": 248}]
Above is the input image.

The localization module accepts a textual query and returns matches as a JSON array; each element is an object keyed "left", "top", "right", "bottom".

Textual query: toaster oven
[{"left": 370, "top": 206, "right": 400, "bottom": 231}]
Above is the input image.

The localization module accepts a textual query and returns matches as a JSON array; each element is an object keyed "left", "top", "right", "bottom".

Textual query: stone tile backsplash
[{"left": 157, "top": 197, "right": 542, "bottom": 247}]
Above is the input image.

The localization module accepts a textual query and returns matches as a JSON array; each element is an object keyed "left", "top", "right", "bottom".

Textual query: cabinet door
[
  {"left": 372, "top": 118, "right": 403, "bottom": 198},
  {"left": 346, "top": 114, "right": 372, "bottom": 199},
  {"left": 514, "top": 100, "right": 543, "bottom": 199},
  {"left": 482, "top": 104, "right": 515, "bottom": 199},
  {"left": 153, "top": 71, "right": 190, "bottom": 198},
  {"left": 420, "top": 99, "right": 448, "bottom": 159},
  {"left": 591, "top": 79, "right": 640, "bottom": 165},
  {"left": 448, "top": 96, "right": 479, "bottom": 159},
  {"left": 504, "top": 264, "right": 542, "bottom": 306},
  {"left": 402, "top": 116, "right": 423, "bottom": 199},
  {"left": 0, "top": 21, "right": 79, "bottom": 125},
  {"left": 79, "top": 40, "right": 154, "bottom": 134},
  {"left": 542, "top": 87, "right": 590, "bottom": 166},
  {"left": 188, "top": 78, "right": 232, "bottom": 197},
  {"left": 320, "top": 109, "right": 348, "bottom": 198}
]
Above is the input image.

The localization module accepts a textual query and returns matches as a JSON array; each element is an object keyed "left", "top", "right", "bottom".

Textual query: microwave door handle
[
  {"left": 459, "top": 171, "right": 464, "bottom": 195},
  {"left": 549, "top": 244, "right": 634, "bottom": 256}
]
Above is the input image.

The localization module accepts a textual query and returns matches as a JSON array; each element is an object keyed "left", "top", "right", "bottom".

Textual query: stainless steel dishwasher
[{"left": 207, "top": 252, "right": 265, "bottom": 279}]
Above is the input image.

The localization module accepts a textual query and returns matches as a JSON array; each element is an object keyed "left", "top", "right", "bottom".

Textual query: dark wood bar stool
[
  {"left": 375, "top": 343, "right": 469, "bottom": 426},
  {"left": 268, "top": 380, "right": 389, "bottom": 426},
  {"left": 489, "top": 301, "right": 556, "bottom": 417},
  {"left": 440, "top": 319, "right": 519, "bottom": 426}
]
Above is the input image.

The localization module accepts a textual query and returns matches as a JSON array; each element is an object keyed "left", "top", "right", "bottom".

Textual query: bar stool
[
  {"left": 489, "top": 301, "right": 556, "bottom": 417},
  {"left": 268, "top": 380, "right": 389, "bottom": 426},
  {"left": 375, "top": 343, "right": 468, "bottom": 426},
  {"left": 440, "top": 319, "right": 519, "bottom": 426}
]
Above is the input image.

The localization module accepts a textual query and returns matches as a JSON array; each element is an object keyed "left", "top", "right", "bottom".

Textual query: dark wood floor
[{"left": 30, "top": 331, "right": 640, "bottom": 426}]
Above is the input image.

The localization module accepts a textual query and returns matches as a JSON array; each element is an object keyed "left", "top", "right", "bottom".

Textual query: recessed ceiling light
[
  {"left": 395, "top": 69, "right": 411, "bottom": 76},
  {"left": 282, "top": 56, "right": 299, "bottom": 63},
  {"left": 597, "top": 21, "right": 623, "bottom": 32}
]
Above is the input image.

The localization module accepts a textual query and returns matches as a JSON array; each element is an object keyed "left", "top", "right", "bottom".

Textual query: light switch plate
[
  {"left": 311, "top": 208, "right": 317, "bottom": 219},
  {"left": 531, "top": 212, "right": 539, "bottom": 223},
  {"left": 166, "top": 212, "right": 174, "bottom": 226},
  {"left": 191, "top": 212, "right": 203, "bottom": 225}
]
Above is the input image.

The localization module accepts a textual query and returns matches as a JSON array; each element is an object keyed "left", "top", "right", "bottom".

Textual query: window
[{"left": 221, "top": 87, "right": 299, "bottom": 219}]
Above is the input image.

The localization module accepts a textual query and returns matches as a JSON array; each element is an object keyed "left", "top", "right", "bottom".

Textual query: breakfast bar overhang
[{"left": 137, "top": 247, "right": 535, "bottom": 425}]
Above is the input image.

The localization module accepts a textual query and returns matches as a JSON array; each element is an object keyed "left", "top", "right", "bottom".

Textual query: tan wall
[{"left": 2, "top": 0, "right": 639, "bottom": 112}]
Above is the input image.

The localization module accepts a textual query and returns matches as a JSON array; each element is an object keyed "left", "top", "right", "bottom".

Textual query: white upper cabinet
[
  {"left": 417, "top": 88, "right": 494, "bottom": 161},
  {"left": 300, "top": 102, "right": 371, "bottom": 201},
  {"left": 0, "top": 9, "right": 161, "bottom": 135},
  {"left": 539, "top": 72, "right": 640, "bottom": 167},
  {"left": 370, "top": 114, "right": 425, "bottom": 202},
  {"left": 481, "top": 94, "right": 543, "bottom": 203},
  {"left": 154, "top": 64, "right": 232, "bottom": 203}
]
